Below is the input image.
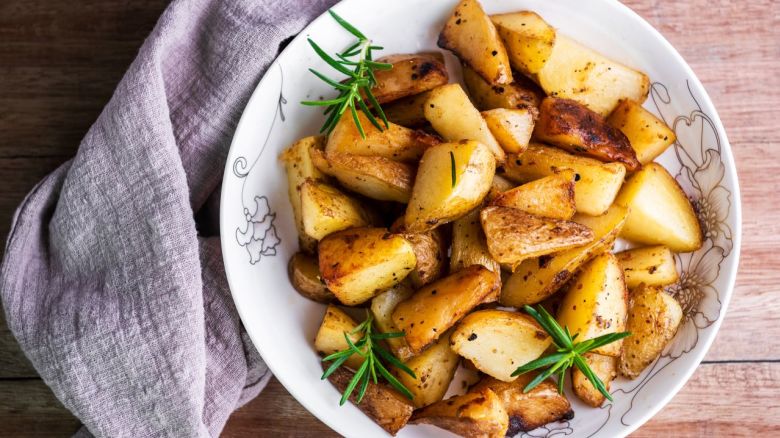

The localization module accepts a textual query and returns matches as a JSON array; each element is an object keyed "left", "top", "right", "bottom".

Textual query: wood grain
[{"left": 0, "top": 0, "right": 777, "bottom": 437}]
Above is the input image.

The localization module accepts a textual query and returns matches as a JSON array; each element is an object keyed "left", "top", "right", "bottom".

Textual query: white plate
[{"left": 220, "top": 1, "right": 742, "bottom": 436}]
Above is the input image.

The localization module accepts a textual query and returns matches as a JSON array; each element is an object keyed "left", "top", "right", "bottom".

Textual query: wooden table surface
[{"left": 1, "top": 0, "right": 778, "bottom": 436}]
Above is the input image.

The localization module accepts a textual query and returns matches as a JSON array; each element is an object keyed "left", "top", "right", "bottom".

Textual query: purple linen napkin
[{"left": 0, "top": 0, "right": 335, "bottom": 436}]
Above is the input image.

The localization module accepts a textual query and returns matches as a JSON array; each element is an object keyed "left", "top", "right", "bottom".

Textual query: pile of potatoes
[{"left": 283, "top": 1, "right": 697, "bottom": 436}]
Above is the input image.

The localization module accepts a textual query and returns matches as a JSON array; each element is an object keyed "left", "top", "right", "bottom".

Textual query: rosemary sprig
[
  {"left": 449, "top": 151, "right": 457, "bottom": 187},
  {"left": 321, "top": 311, "right": 416, "bottom": 405},
  {"left": 513, "top": 305, "right": 631, "bottom": 402},
  {"left": 301, "top": 10, "right": 392, "bottom": 138}
]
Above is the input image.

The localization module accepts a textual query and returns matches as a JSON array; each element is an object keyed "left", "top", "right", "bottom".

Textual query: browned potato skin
[
  {"left": 411, "top": 388, "right": 509, "bottom": 438},
  {"left": 318, "top": 228, "right": 417, "bottom": 306},
  {"left": 533, "top": 97, "right": 640, "bottom": 171},
  {"left": 390, "top": 218, "right": 447, "bottom": 288},
  {"left": 288, "top": 252, "right": 334, "bottom": 303},
  {"left": 572, "top": 353, "right": 617, "bottom": 407},
  {"left": 450, "top": 209, "right": 501, "bottom": 275},
  {"left": 438, "top": 0, "right": 513, "bottom": 85},
  {"left": 370, "top": 53, "right": 449, "bottom": 104},
  {"left": 311, "top": 149, "right": 416, "bottom": 203},
  {"left": 462, "top": 64, "right": 541, "bottom": 115},
  {"left": 489, "top": 171, "right": 576, "bottom": 220},
  {"left": 619, "top": 285, "right": 683, "bottom": 378},
  {"left": 326, "top": 111, "right": 441, "bottom": 163},
  {"left": 472, "top": 374, "right": 573, "bottom": 434},
  {"left": 382, "top": 91, "right": 433, "bottom": 128},
  {"left": 480, "top": 206, "right": 594, "bottom": 271},
  {"left": 392, "top": 265, "right": 501, "bottom": 354},
  {"left": 326, "top": 366, "right": 414, "bottom": 435}
]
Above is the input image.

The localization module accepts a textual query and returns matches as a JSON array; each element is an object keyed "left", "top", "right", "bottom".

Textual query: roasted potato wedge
[
  {"left": 486, "top": 174, "right": 516, "bottom": 202},
  {"left": 288, "top": 252, "right": 334, "bottom": 303},
  {"left": 424, "top": 84, "right": 506, "bottom": 163},
  {"left": 382, "top": 91, "right": 432, "bottom": 128},
  {"left": 480, "top": 207, "right": 594, "bottom": 271},
  {"left": 472, "top": 374, "right": 573, "bottom": 434},
  {"left": 280, "top": 135, "right": 328, "bottom": 252},
  {"left": 411, "top": 388, "right": 509, "bottom": 438},
  {"left": 326, "top": 111, "right": 440, "bottom": 162},
  {"left": 450, "top": 209, "right": 501, "bottom": 274},
  {"left": 300, "top": 179, "right": 371, "bottom": 240},
  {"left": 318, "top": 228, "right": 416, "bottom": 306},
  {"left": 504, "top": 143, "right": 626, "bottom": 216},
  {"left": 391, "top": 218, "right": 447, "bottom": 288},
  {"left": 394, "top": 331, "right": 459, "bottom": 408},
  {"left": 326, "top": 366, "right": 413, "bottom": 435},
  {"left": 533, "top": 97, "right": 640, "bottom": 170},
  {"left": 451, "top": 309, "right": 551, "bottom": 381},
  {"left": 311, "top": 149, "right": 415, "bottom": 203},
  {"left": 491, "top": 11, "right": 556, "bottom": 77},
  {"left": 370, "top": 53, "right": 449, "bottom": 104},
  {"left": 619, "top": 285, "right": 683, "bottom": 378},
  {"left": 607, "top": 99, "right": 677, "bottom": 164},
  {"left": 371, "top": 284, "right": 415, "bottom": 361},
  {"left": 501, "top": 205, "right": 629, "bottom": 307},
  {"left": 557, "top": 253, "right": 628, "bottom": 357},
  {"left": 314, "top": 305, "right": 364, "bottom": 370},
  {"left": 393, "top": 265, "right": 501, "bottom": 354},
  {"left": 462, "top": 64, "right": 541, "bottom": 113},
  {"left": 482, "top": 108, "right": 535, "bottom": 154},
  {"left": 438, "top": 0, "right": 512, "bottom": 85},
  {"left": 489, "top": 171, "right": 576, "bottom": 220},
  {"left": 572, "top": 353, "right": 617, "bottom": 407},
  {"left": 405, "top": 140, "right": 496, "bottom": 233},
  {"left": 615, "top": 163, "right": 703, "bottom": 252},
  {"left": 616, "top": 245, "right": 679, "bottom": 289}
]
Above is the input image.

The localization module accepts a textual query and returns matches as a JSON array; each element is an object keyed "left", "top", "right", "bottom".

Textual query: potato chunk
[
  {"left": 390, "top": 219, "right": 447, "bottom": 288},
  {"left": 619, "top": 285, "right": 683, "bottom": 378},
  {"left": 382, "top": 91, "right": 432, "bottom": 128},
  {"left": 326, "top": 111, "right": 440, "bottom": 162},
  {"left": 615, "top": 163, "right": 703, "bottom": 252},
  {"left": 280, "top": 135, "right": 328, "bottom": 252},
  {"left": 480, "top": 207, "right": 594, "bottom": 271},
  {"left": 326, "top": 367, "right": 413, "bottom": 435},
  {"left": 472, "top": 374, "right": 573, "bottom": 434},
  {"left": 450, "top": 209, "right": 501, "bottom": 274},
  {"left": 491, "top": 11, "right": 556, "bottom": 76},
  {"left": 556, "top": 253, "right": 628, "bottom": 357},
  {"left": 616, "top": 245, "right": 680, "bottom": 289},
  {"left": 300, "top": 180, "right": 371, "bottom": 240},
  {"left": 393, "top": 265, "right": 500, "bottom": 354},
  {"left": 504, "top": 143, "right": 626, "bottom": 216},
  {"left": 451, "top": 310, "right": 551, "bottom": 382},
  {"left": 462, "top": 64, "right": 541, "bottom": 113},
  {"left": 607, "top": 99, "right": 677, "bottom": 164},
  {"left": 500, "top": 205, "right": 629, "bottom": 307},
  {"left": 394, "top": 332, "right": 459, "bottom": 408},
  {"left": 482, "top": 108, "right": 535, "bottom": 154},
  {"left": 311, "top": 149, "right": 415, "bottom": 203},
  {"left": 370, "top": 284, "right": 415, "bottom": 361},
  {"left": 288, "top": 252, "right": 334, "bottom": 303},
  {"left": 314, "top": 305, "right": 363, "bottom": 370},
  {"left": 533, "top": 97, "right": 640, "bottom": 170},
  {"left": 411, "top": 388, "right": 509, "bottom": 438},
  {"left": 425, "top": 84, "right": 506, "bottom": 163},
  {"left": 405, "top": 140, "right": 496, "bottom": 233},
  {"left": 572, "top": 353, "right": 617, "bottom": 407},
  {"left": 318, "top": 228, "right": 416, "bottom": 306},
  {"left": 438, "top": 0, "right": 512, "bottom": 85},
  {"left": 370, "top": 53, "right": 449, "bottom": 104},
  {"left": 489, "top": 171, "right": 576, "bottom": 220},
  {"left": 537, "top": 35, "right": 650, "bottom": 115}
]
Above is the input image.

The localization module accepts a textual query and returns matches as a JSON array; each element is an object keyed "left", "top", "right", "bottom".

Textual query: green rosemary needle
[
  {"left": 321, "top": 311, "right": 416, "bottom": 405},
  {"left": 301, "top": 10, "right": 391, "bottom": 138},
  {"left": 513, "top": 305, "right": 631, "bottom": 401}
]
